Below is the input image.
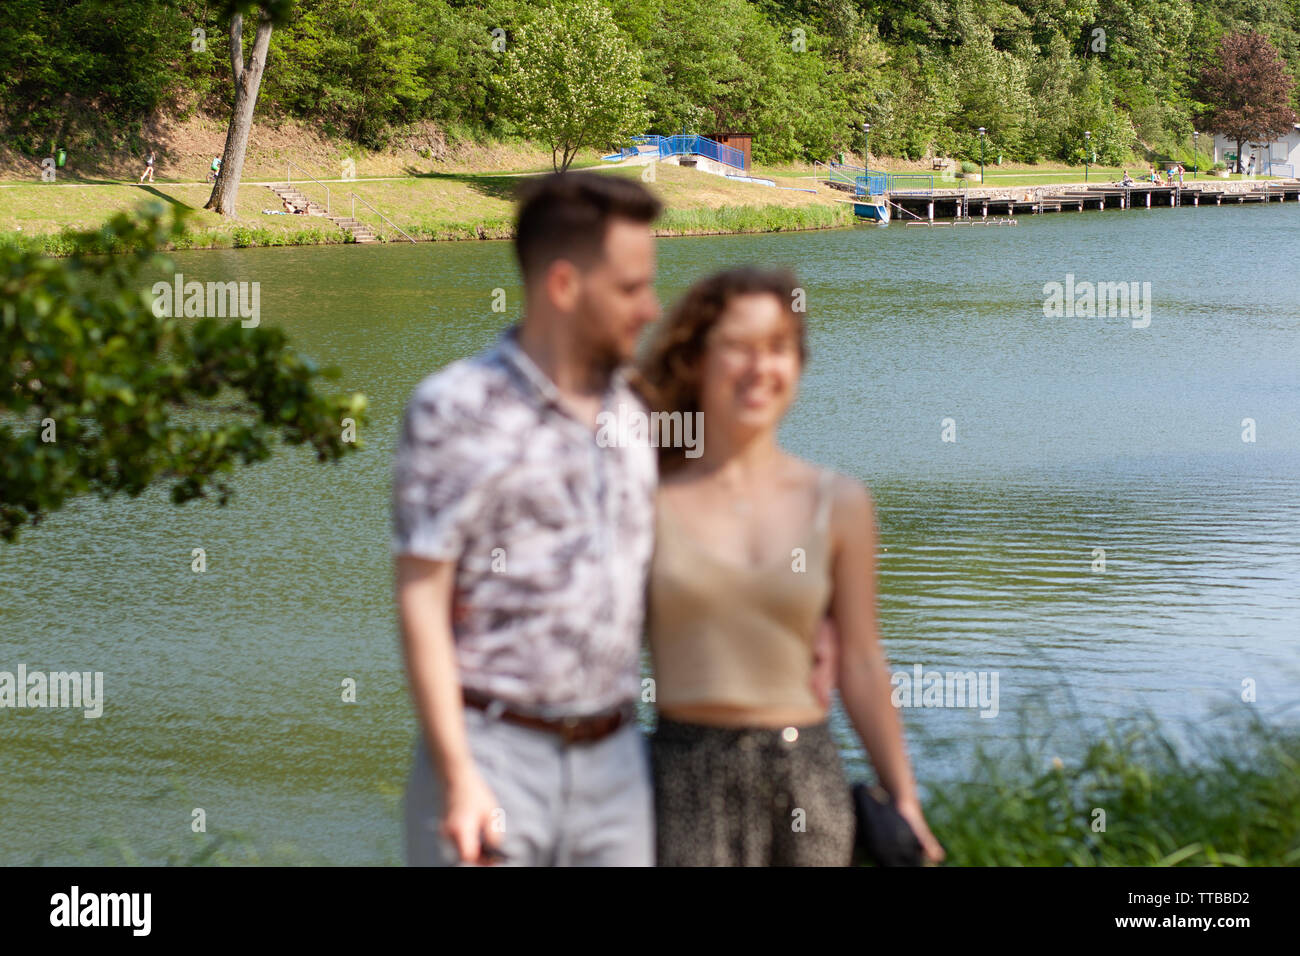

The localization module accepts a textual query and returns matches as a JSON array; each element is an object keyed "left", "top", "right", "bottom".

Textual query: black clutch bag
[{"left": 850, "top": 782, "right": 925, "bottom": 866}]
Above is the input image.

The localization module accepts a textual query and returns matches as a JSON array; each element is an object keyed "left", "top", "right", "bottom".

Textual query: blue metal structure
[
  {"left": 852, "top": 198, "right": 890, "bottom": 223},
  {"left": 855, "top": 172, "right": 888, "bottom": 195},
  {"left": 631, "top": 134, "right": 748, "bottom": 171},
  {"left": 883, "top": 173, "right": 935, "bottom": 194},
  {"left": 827, "top": 162, "right": 934, "bottom": 195}
]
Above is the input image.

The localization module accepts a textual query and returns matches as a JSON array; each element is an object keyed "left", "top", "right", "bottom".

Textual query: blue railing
[
  {"left": 885, "top": 173, "right": 934, "bottom": 194},
  {"left": 632, "top": 134, "right": 747, "bottom": 171},
  {"left": 856, "top": 173, "right": 887, "bottom": 195},
  {"left": 826, "top": 161, "right": 862, "bottom": 189},
  {"left": 828, "top": 162, "right": 885, "bottom": 195},
  {"left": 826, "top": 162, "right": 934, "bottom": 195}
]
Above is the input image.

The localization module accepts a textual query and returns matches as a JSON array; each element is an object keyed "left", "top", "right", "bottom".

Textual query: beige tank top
[{"left": 647, "top": 469, "right": 835, "bottom": 711}]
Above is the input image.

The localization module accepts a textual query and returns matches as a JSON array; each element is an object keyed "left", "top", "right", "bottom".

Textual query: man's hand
[
  {"left": 396, "top": 556, "right": 503, "bottom": 864},
  {"left": 441, "top": 764, "right": 506, "bottom": 865},
  {"left": 809, "top": 617, "right": 839, "bottom": 709}
]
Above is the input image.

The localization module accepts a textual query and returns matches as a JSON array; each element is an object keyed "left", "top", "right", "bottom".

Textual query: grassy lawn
[
  {"left": 0, "top": 181, "right": 346, "bottom": 248},
  {"left": 0, "top": 161, "right": 854, "bottom": 252}
]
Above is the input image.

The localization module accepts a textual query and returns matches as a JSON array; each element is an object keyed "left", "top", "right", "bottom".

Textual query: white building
[{"left": 1209, "top": 124, "right": 1300, "bottom": 176}]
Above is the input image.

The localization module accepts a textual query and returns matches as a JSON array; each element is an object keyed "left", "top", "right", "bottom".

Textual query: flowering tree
[
  {"left": 1198, "top": 31, "right": 1297, "bottom": 173},
  {"left": 501, "top": 0, "right": 649, "bottom": 172}
]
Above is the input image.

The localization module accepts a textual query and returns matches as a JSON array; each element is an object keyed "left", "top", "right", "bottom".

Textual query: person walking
[
  {"left": 138, "top": 150, "right": 155, "bottom": 183},
  {"left": 395, "top": 173, "right": 663, "bottom": 866},
  {"left": 635, "top": 267, "right": 945, "bottom": 866}
]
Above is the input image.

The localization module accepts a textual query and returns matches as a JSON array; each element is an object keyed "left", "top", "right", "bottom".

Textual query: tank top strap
[{"left": 814, "top": 468, "right": 835, "bottom": 533}]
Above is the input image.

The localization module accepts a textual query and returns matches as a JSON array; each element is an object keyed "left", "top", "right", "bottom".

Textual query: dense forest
[{"left": 3, "top": 0, "right": 1299, "bottom": 166}]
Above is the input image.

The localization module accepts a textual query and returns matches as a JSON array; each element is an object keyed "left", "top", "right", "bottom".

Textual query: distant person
[
  {"left": 138, "top": 150, "right": 155, "bottom": 184},
  {"left": 1177, "top": 164, "right": 1185, "bottom": 185},
  {"left": 1247, "top": 155, "right": 1256, "bottom": 177},
  {"left": 1121, "top": 169, "right": 1134, "bottom": 186},
  {"left": 209, "top": 156, "right": 222, "bottom": 183}
]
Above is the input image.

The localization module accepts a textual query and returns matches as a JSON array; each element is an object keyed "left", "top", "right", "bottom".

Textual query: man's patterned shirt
[{"left": 392, "top": 327, "right": 656, "bottom": 718}]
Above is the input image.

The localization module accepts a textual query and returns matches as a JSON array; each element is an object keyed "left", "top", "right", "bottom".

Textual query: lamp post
[
  {"left": 861, "top": 122, "right": 871, "bottom": 195},
  {"left": 1084, "top": 130, "right": 1091, "bottom": 183},
  {"left": 978, "top": 127, "right": 986, "bottom": 184},
  {"left": 1193, "top": 130, "right": 1199, "bottom": 179}
]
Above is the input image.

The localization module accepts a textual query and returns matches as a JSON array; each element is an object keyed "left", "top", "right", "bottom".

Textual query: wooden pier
[{"left": 887, "top": 182, "right": 1300, "bottom": 222}]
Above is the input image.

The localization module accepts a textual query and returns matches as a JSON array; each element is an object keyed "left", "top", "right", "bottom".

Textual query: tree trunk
[
  {"left": 204, "top": 11, "right": 275, "bottom": 217},
  {"left": 1235, "top": 138, "right": 1245, "bottom": 173}
]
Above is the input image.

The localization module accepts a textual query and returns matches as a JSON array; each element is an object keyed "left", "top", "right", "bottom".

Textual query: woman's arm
[{"left": 828, "top": 476, "right": 945, "bottom": 863}]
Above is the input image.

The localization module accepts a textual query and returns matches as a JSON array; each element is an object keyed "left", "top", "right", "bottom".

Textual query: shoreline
[{"left": 2, "top": 171, "right": 1292, "bottom": 257}]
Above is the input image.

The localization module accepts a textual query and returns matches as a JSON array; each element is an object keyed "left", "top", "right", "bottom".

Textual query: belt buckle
[{"left": 560, "top": 714, "right": 581, "bottom": 745}]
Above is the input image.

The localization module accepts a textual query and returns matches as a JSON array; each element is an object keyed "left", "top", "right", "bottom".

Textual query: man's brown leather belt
[{"left": 462, "top": 688, "right": 634, "bottom": 745}]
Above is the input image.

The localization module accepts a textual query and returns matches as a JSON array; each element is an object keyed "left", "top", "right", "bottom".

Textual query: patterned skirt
[{"left": 651, "top": 716, "right": 855, "bottom": 866}]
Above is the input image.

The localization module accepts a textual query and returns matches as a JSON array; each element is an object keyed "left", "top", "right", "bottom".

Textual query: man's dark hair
[{"left": 514, "top": 172, "right": 662, "bottom": 281}]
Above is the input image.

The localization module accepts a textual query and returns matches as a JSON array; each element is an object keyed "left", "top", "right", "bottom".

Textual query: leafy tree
[
  {"left": 1198, "top": 30, "right": 1298, "bottom": 172},
  {"left": 267, "top": 0, "right": 431, "bottom": 148},
  {"left": 0, "top": 204, "right": 366, "bottom": 543},
  {"left": 205, "top": 0, "right": 295, "bottom": 216},
  {"left": 499, "top": 0, "right": 648, "bottom": 171}
]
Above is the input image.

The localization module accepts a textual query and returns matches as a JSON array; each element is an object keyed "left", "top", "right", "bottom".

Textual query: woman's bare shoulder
[{"left": 816, "top": 466, "right": 875, "bottom": 531}]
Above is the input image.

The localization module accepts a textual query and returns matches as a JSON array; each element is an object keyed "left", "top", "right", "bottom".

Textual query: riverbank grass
[
  {"left": 0, "top": 164, "right": 852, "bottom": 253},
  {"left": 922, "top": 710, "right": 1300, "bottom": 866}
]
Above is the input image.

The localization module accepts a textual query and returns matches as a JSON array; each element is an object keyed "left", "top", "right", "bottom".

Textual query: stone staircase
[{"left": 265, "top": 183, "right": 378, "bottom": 243}]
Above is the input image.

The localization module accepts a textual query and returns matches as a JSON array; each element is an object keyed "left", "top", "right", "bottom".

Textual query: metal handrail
[
  {"left": 349, "top": 191, "right": 415, "bottom": 243},
  {"left": 286, "top": 160, "right": 331, "bottom": 214},
  {"left": 632, "top": 133, "right": 747, "bottom": 171},
  {"left": 884, "top": 172, "right": 934, "bottom": 195}
]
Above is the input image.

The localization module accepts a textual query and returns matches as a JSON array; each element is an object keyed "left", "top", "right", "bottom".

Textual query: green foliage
[
  {"left": 499, "top": 0, "right": 649, "bottom": 170},
  {"left": 3, "top": 0, "right": 1299, "bottom": 164},
  {"left": 923, "top": 710, "right": 1300, "bottom": 866},
  {"left": 0, "top": 203, "right": 367, "bottom": 542},
  {"left": 655, "top": 202, "right": 853, "bottom": 234},
  {"left": 266, "top": 0, "right": 432, "bottom": 148}
]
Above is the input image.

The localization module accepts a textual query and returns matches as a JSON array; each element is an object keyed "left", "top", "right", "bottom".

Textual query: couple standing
[{"left": 393, "top": 172, "right": 942, "bottom": 866}]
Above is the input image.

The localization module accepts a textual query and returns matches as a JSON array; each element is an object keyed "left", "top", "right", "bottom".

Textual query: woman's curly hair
[{"left": 631, "top": 266, "right": 808, "bottom": 473}]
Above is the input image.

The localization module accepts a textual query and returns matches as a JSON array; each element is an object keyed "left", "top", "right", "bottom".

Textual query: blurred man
[{"left": 395, "top": 173, "right": 662, "bottom": 866}]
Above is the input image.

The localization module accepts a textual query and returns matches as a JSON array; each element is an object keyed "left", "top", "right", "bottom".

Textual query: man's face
[{"left": 572, "top": 218, "right": 659, "bottom": 366}]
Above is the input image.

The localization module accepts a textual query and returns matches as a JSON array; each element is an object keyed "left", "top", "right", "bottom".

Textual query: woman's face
[{"left": 697, "top": 292, "right": 802, "bottom": 439}]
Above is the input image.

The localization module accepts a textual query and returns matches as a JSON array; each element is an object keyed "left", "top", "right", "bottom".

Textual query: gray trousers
[{"left": 404, "top": 705, "right": 654, "bottom": 866}]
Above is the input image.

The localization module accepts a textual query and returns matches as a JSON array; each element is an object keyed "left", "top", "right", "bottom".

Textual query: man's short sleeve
[{"left": 391, "top": 379, "right": 487, "bottom": 562}]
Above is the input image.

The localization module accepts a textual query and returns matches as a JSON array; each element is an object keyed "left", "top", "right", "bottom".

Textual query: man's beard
[{"left": 577, "top": 311, "right": 629, "bottom": 379}]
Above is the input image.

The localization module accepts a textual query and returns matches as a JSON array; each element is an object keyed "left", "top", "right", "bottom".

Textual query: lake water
[{"left": 3, "top": 204, "right": 1298, "bottom": 864}]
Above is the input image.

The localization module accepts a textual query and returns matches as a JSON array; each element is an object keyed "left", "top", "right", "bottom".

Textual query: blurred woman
[{"left": 635, "top": 267, "right": 943, "bottom": 866}]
